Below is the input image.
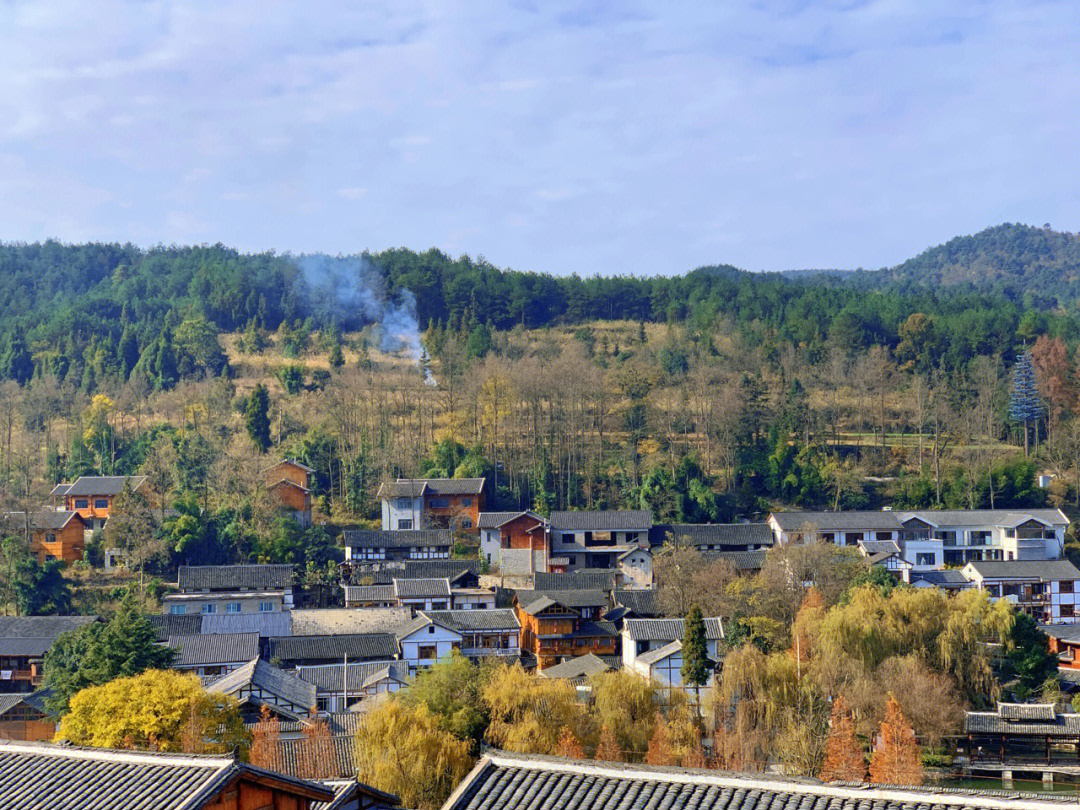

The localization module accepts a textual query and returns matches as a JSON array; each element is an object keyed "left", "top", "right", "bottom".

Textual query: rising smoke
[{"left": 294, "top": 254, "right": 434, "bottom": 383}]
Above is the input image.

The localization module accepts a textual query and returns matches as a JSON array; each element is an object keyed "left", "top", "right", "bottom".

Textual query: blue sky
[{"left": 2, "top": 1, "right": 1079, "bottom": 275}]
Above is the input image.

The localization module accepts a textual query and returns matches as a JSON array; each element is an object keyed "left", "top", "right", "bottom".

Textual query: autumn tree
[
  {"left": 354, "top": 700, "right": 474, "bottom": 810},
  {"left": 554, "top": 726, "right": 585, "bottom": 759},
  {"left": 594, "top": 724, "right": 623, "bottom": 762},
  {"left": 56, "top": 669, "right": 247, "bottom": 753},
  {"left": 645, "top": 713, "right": 676, "bottom": 766},
  {"left": 868, "top": 696, "right": 923, "bottom": 786},
  {"left": 589, "top": 670, "right": 657, "bottom": 758},
  {"left": 818, "top": 696, "right": 865, "bottom": 782},
  {"left": 482, "top": 664, "right": 590, "bottom": 755},
  {"left": 297, "top": 710, "right": 337, "bottom": 780},
  {"left": 103, "top": 480, "right": 165, "bottom": 595},
  {"left": 655, "top": 543, "right": 736, "bottom": 618},
  {"left": 249, "top": 704, "right": 283, "bottom": 771}
]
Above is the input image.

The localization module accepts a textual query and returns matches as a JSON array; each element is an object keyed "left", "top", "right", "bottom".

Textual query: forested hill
[
  {"left": 0, "top": 234, "right": 1078, "bottom": 392},
  {"left": 847, "top": 223, "right": 1080, "bottom": 307}
]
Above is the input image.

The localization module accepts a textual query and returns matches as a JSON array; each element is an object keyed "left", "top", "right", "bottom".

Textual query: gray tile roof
[
  {"left": 343, "top": 529, "right": 454, "bottom": 549},
  {"left": 534, "top": 571, "right": 618, "bottom": 591},
  {"left": 344, "top": 585, "right": 396, "bottom": 603},
  {"left": 477, "top": 511, "right": 527, "bottom": 529},
  {"left": 999, "top": 703, "right": 1056, "bottom": 721},
  {"left": 537, "top": 653, "right": 612, "bottom": 681},
  {"left": 859, "top": 539, "right": 901, "bottom": 555},
  {"left": 651, "top": 522, "right": 774, "bottom": 548},
  {"left": 637, "top": 639, "right": 687, "bottom": 666},
  {"left": 610, "top": 589, "right": 660, "bottom": 617},
  {"left": 178, "top": 564, "right": 295, "bottom": 591},
  {"left": 295, "top": 661, "right": 408, "bottom": 693},
  {"left": 514, "top": 589, "right": 610, "bottom": 610},
  {"left": 199, "top": 612, "right": 292, "bottom": 637},
  {"left": 207, "top": 659, "right": 317, "bottom": 714},
  {"left": 576, "top": 620, "right": 619, "bottom": 638},
  {"left": 168, "top": 632, "right": 260, "bottom": 667},
  {"left": 0, "top": 739, "right": 332, "bottom": 809},
  {"left": 446, "top": 751, "right": 1080, "bottom": 810},
  {"left": 701, "top": 549, "right": 769, "bottom": 571},
  {"left": 0, "top": 510, "right": 81, "bottom": 531},
  {"left": 770, "top": 510, "right": 903, "bottom": 532},
  {"left": 966, "top": 559, "right": 1080, "bottom": 581},
  {"left": 0, "top": 615, "right": 99, "bottom": 657},
  {"left": 148, "top": 613, "right": 204, "bottom": 641},
  {"left": 62, "top": 475, "right": 148, "bottom": 497},
  {"left": 422, "top": 609, "right": 520, "bottom": 632},
  {"left": 623, "top": 617, "right": 724, "bottom": 642},
  {"left": 0, "top": 694, "right": 47, "bottom": 718},
  {"left": 313, "top": 777, "right": 401, "bottom": 810},
  {"left": 911, "top": 570, "right": 969, "bottom": 587},
  {"left": 377, "top": 477, "right": 486, "bottom": 498},
  {"left": 965, "top": 709, "right": 1080, "bottom": 735},
  {"left": 393, "top": 578, "right": 452, "bottom": 599},
  {"left": 403, "top": 559, "right": 480, "bottom": 581},
  {"left": 549, "top": 510, "right": 652, "bottom": 532},
  {"left": 268, "top": 633, "right": 399, "bottom": 662},
  {"left": 1041, "top": 623, "right": 1080, "bottom": 643},
  {"left": 898, "top": 508, "right": 1070, "bottom": 527},
  {"left": 276, "top": 735, "right": 357, "bottom": 780},
  {"left": 290, "top": 608, "right": 413, "bottom": 636}
]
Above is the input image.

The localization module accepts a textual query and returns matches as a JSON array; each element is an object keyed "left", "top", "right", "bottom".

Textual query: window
[
  {"left": 418, "top": 644, "right": 438, "bottom": 660},
  {"left": 915, "top": 553, "right": 936, "bottom": 567},
  {"left": 396, "top": 498, "right": 411, "bottom": 509},
  {"left": 429, "top": 497, "right": 450, "bottom": 508},
  {"left": 258, "top": 601, "right": 275, "bottom": 612},
  {"left": 170, "top": 604, "right": 187, "bottom": 615},
  {"left": 461, "top": 497, "right": 472, "bottom": 507},
  {"left": 568, "top": 556, "right": 576, "bottom": 565},
  {"left": 74, "top": 499, "right": 89, "bottom": 510},
  {"left": 431, "top": 601, "right": 447, "bottom": 610},
  {"left": 94, "top": 499, "right": 109, "bottom": 509},
  {"left": 1063, "top": 605, "right": 1076, "bottom": 618},
  {"left": 397, "top": 519, "right": 413, "bottom": 530},
  {"left": 427, "top": 625, "right": 436, "bottom": 634},
  {"left": 460, "top": 518, "right": 472, "bottom": 529},
  {"left": 226, "top": 602, "right": 242, "bottom": 614},
  {"left": 46, "top": 533, "right": 56, "bottom": 544},
  {"left": 201, "top": 603, "right": 217, "bottom": 614},
  {"left": 1062, "top": 581, "right": 1075, "bottom": 594}
]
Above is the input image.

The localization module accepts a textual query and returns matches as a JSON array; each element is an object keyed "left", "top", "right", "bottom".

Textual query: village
[{"left": 0, "top": 465, "right": 1078, "bottom": 807}]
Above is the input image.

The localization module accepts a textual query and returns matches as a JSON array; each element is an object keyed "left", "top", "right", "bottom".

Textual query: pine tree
[
  {"left": 681, "top": 605, "right": 710, "bottom": 711},
  {"left": 819, "top": 696, "right": 866, "bottom": 783},
  {"left": 329, "top": 341, "right": 345, "bottom": 369},
  {"left": 645, "top": 713, "right": 676, "bottom": 766},
  {"left": 594, "top": 724, "right": 623, "bottom": 762},
  {"left": 869, "top": 696, "right": 923, "bottom": 786},
  {"left": 249, "top": 704, "right": 282, "bottom": 771},
  {"left": 245, "top": 384, "right": 271, "bottom": 452},
  {"left": 1009, "top": 350, "right": 1042, "bottom": 456},
  {"left": 554, "top": 726, "right": 585, "bottom": 759}
]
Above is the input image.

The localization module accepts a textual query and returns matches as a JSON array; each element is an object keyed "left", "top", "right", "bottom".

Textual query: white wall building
[
  {"left": 961, "top": 559, "right": 1080, "bottom": 624},
  {"left": 621, "top": 618, "right": 724, "bottom": 686},
  {"left": 395, "top": 614, "right": 463, "bottom": 672}
]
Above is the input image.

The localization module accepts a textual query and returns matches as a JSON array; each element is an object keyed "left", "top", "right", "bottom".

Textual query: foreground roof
[
  {"left": 314, "top": 778, "right": 401, "bottom": 810},
  {"left": 0, "top": 739, "right": 331, "bottom": 809},
  {"left": 965, "top": 704, "right": 1080, "bottom": 736},
  {"left": 178, "top": 564, "right": 295, "bottom": 591},
  {"left": 62, "top": 475, "right": 148, "bottom": 497},
  {"left": 446, "top": 751, "right": 1080, "bottom": 810},
  {"left": 549, "top": 510, "right": 652, "bottom": 531}
]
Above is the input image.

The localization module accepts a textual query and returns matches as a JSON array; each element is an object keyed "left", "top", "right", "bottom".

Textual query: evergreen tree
[
  {"left": 117, "top": 325, "right": 139, "bottom": 379},
  {"left": 819, "top": 696, "right": 866, "bottom": 782},
  {"left": 868, "top": 696, "right": 923, "bottom": 786},
  {"left": 245, "top": 383, "right": 272, "bottom": 452},
  {"left": 0, "top": 334, "right": 33, "bottom": 384},
  {"left": 328, "top": 341, "right": 345, "bottom": 369},
  {"left": 681, "top": 605, "right": 711, "bottom": 710},
  {"left": 1009, "top": 350, "right": 1042, "bottom": 455}
]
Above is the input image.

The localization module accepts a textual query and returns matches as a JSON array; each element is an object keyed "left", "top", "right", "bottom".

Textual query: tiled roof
[
  {"left": 276, "top": 735, "right": 357, "bottom": 780},
  {"left": 965, "top": 710, "right": 1080, "bottom": 735},
  {"left": 514, "top": 589, "right": 610, "bottom": 610},
  {"left": 519, "top": 596, "right": 559, "bottom": 616},
  {"left": 62, "top": 475, "right": 148, "bottom": 497},
  {"left": 858, "top": 539, "right": 901, "bottom": 555},
  {"left": 898, "top": 508, "right": 1070, "bottom": 527},
  {"left": 178, "top": 564, "right": 295, "bottom": 591},
  {"left": 651, "top": 522, "right": 773, "bottom": 548},
  {"left": 344, "top": 585, "right": 395, "bottom": 603},
  {"left": 422, "top": 609, "right": 520, "bottom": 632},
  {"left": 290, "top": 608, "right": 413, "bottom": 636},
  {"left": 268, "top": 633, "right": 399, "bottom": 662},
  {"left": 999, "top": 703, "right": 1056, "bottom": 721},
  {"left": 623, "top": 617, "right": 724, "bottom": 642},
  {"left": 0, "top": 615, "right": 98, "bottom": 657},
  {"left": 537, "top": 653, "right": 612, "bottom": 681},
  {"left": 199, "top": 612, "right": 292, "bottom": 637},
  {"left": 911, "top": 570, "right": 969, "bottom": 586},
  {"left": 769, "top": 510, "right": 903, "bottom": 532},
  {"left": 168, "top": 632, "right": 260, "bottom": 667},
  {"left": 313, "top": 777, "right": 401, "bottom": 810},
  {"left": 534, "top": 571, "right": 618, "bottom": 591},
  {"left": 576, "top": 620, "right": 619, "bottom": 638},
  {"left": 610, "top": 589, "right": 660, "bottom": 617},
  {"left": 207, "top": 659, "right": 316, "bottom": 713},
  {"left": 701, "top": 550, "right": 768, "bottom": 571},
  {"left": 0, "top": 739, "right": 331, "bottom": 809},
  {"left": 395, "top": 614, "right": 462, "bottom": 640},
  {"left": 445, "top": 751, "right": 1079, "bottom": 810},
  {"left": 1040, "top": 623, "right": 1080, "bottom": 643},
  {"left": 477, "top": 511, "right": 546, "bottom": 529},
  {"left": 0, "top": 694, "right": 47, "bottom": 718},
  {"left": 393, "top": 578, "right": 452, "bottom": 599},
  {"left": 637, "top": 639, "right": 686, "bottom": 666},
  {"left": 0, "top": 510, "right": 81, "bottom": 531},
  {"left": 377, "top": 477, "right": 486, "bottom": 498},
  {"left": 549, "top": 510, "right": 652, "bottom": 531},
  {"left": 148, "top": 614, "right": 204, "bottom": 641},
  {"left": 49, "top": 484, "right": 71, "bottom": 497},
  {"left": 263, "top": 458, "right": 315, "bottom": 474},
  {"left": 343, "top": 529, "right": 454, "bottom": 549},
  {"left": 295, "top": 662, "right": 408, "bottom": 693},
  {"left": 403, "top": 559, "right": 480, "bottom": 581},
  {"left": 966, "top": 559, "right": 1080, "bottom": 581}
]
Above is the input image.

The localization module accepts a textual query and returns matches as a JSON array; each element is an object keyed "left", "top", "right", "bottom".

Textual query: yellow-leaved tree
[
  {"left": 55, "top": 669, "right": 248, "bottom": 753},
  {"left": 354, "top": 700, "right": 474, "bottom": 810},
  {"left": 482, "top": 664, "right": 593, "bottom": 754}
]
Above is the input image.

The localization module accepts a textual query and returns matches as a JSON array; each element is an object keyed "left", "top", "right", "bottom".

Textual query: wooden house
[
  {"left": 0, "top": 616, "right": 99, "bottom": 694},
  {"left": 342, "top": 529, "right": 454, "bottom": 563},
  {"left": 0, "top": 739, "right": 334, "bottom": 809},
  {"left": 264, "top": 459, "right": 314, "bottom": 527},
  {"left": 0, "top": 511, "right": 86, "bottom": 564},
  {"left": 515, "top": 593, "right": 618, "bottom": 669},
  {"left": 962, "top": 703, "right": 1080, "bottom": 766},
  {"left": 51, "top": 475, "right": 149, "bottom": 532},
  {"left": 0, "top": 693, "right": 54, "bottom": 741}
]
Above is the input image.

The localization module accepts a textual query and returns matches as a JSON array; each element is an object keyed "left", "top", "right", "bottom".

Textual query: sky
[{"left": 2, "top": 1, "right": 1079, "bottom": 276}]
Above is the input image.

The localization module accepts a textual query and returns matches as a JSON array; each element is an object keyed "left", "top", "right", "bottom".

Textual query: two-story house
[
  {"left": 897, "top": 509, "right": 1069, "bottom": 566},
  {"left": 395, "top": 614, "right": 463, "bottom": 672},
  {"left": 343, "top": 529, "right": 454, "bottom": 563},
  {"left": 478, "top": 511, "right": 550, "bottom": 574},
  {"left": 377, "top": 478, "right": 486, "bottom": 533},
  {"left": 961, "top": 559, "right": 1080, "bottom": 624},
  {"left": 0, "top": 616, "right": 99, "bottom": 693},
  {"left": 263, "top": 459, "right": 314, "bottom": 527},
  {"left": 0, "top": 511, "right": 86, "bottom": 564},
  {"left": 51, "top": 475, "right": 149, "bottom": 534},
  {"left": 344, "top": 578, "right": 493, "bottom": 611},
  {"left": 515, "top": 592, "right": 618, "bottom": 669},
  {"left": 547, "top": 510, "right": 652, "bottom": 572},
  {"left": 423, "top": 609, "right": 521, "bottom": 660},
  {"left": 621, "top": 617, "right": 724, "bottom": 688},
  {"left": 162, "top": 564, "right": 296, "bottom": 616},
  {"left": 649, "top": 522, "right": 774, "bottom": 552}
]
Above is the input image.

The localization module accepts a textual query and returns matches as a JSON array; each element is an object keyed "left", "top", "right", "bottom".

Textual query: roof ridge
[{"left": 0, "top": 739, "right": 233, "bottom": 768}]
